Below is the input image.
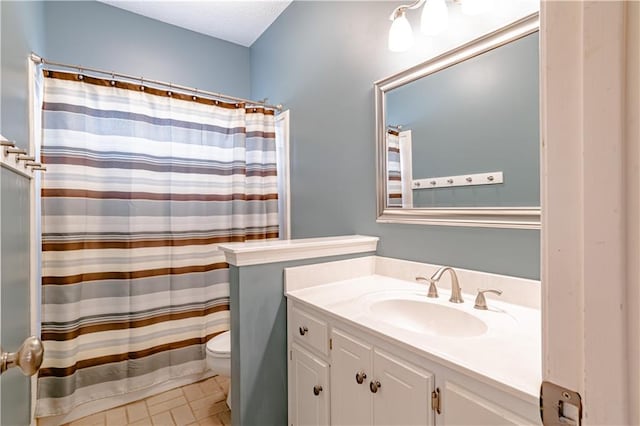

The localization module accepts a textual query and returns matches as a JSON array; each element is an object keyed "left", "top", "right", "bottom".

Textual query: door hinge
[
  {"left": 540, "top": 381, "right": 582, "bottom": 426},
  {"left": 431, "top": 387, "right": 441, "bottom": 414},
  {"left": 329, "top": 338, "right": 333, "bottom": 350},
  {"left": 290, "top": 350, "right": 292, "bottom": 361}
]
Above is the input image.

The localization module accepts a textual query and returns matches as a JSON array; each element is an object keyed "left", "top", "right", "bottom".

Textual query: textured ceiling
[{"left": 99, "top": 0, "right": 292, "bottom": 47}]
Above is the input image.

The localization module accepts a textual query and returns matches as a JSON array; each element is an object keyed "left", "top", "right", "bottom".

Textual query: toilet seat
[{"left": 206, "top": 331, "right": 230, "bottom": 358}]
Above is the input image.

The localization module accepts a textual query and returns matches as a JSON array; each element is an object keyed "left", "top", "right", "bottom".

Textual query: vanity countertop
[{"left": 286, "top": 273, "right": 541, "bottom": 405}]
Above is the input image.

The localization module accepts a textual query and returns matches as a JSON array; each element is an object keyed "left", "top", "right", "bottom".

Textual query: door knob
[
  {"left": 1, "top": 336, "right": 44, "bottom": 376},
  {"left": 355, "top": 370, "right": 367, "bottom": 384},
  {"left": 369, "top": 380, "right": 382, "bottom": 393}
]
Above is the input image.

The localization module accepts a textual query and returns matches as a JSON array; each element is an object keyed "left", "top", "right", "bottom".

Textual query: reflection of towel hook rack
[{"left": 412, "top": 171, "right": 504, "bottom": 190}]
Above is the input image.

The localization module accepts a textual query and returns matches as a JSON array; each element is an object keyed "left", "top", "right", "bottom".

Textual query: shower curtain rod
[{"left": 30, "top": 53, "right": 283, "bottom": 111}]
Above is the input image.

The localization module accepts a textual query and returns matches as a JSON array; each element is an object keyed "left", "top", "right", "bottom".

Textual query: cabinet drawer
[{"left": 292, "top": 306, "right": 329, "bottom": 355}]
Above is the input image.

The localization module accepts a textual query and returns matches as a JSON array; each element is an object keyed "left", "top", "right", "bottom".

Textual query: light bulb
[
  {"left": 421, "top": 0, "right": 449, "bottom": 36},
  {"left": 461, "top": 0, "right": 494, "bottom": 16},
  {"left": 388, "top": 10, "right": 413, "bottom": 52}
]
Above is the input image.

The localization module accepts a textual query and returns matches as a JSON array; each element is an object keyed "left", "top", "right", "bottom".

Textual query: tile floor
[{"left": 65, "top": 376, "right": 231, "bottom": 426}]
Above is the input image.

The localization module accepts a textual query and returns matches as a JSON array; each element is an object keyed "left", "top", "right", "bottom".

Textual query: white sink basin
[{"left": 368, "top": 298, "right": 488, "bottom": 337}]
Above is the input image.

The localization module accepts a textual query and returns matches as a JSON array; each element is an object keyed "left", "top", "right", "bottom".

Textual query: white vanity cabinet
[
  {"left": 331, "top": 328, "right": 434, "bottom": 426},
  {"left": 290, "top": 343, "right": 330, "bottom": 426},
  {"left": 289, "top": 306, "right": 330, "bottom": 426},
  {"left": 442, "top": 381, "right": 534, "bottom": 425},
  {"left": 287, "top": 301, "right": 540, "bottom": 426}
]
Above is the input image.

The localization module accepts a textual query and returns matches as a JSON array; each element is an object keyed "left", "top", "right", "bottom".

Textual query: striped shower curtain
[
  {"left": 36, "top": 71, "right": 278, "bottom": 417},
  {"left": 386, "top": 129, "right": 403, "bottom": 207}
]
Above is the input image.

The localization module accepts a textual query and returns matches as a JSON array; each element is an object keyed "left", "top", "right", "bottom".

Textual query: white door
[
  {"left": 330, "top": 328, "right": 373, "bottom": 425},
  {"left": 541, "top": 1, "right": 637, "bottom": 424},
  {"left": 291, "top": 343, "right": 329, "bottom": 426},
  {"left": 371, "top": 349, "right": 433, "bottom": 426}
]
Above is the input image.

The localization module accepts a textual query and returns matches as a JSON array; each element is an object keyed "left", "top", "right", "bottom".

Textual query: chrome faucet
[
  {"left": 429, "top": 266, "right": 464, "bottom": 303},
  {"left": 415, "top": 276, "right": 439, "bottom": 298}
]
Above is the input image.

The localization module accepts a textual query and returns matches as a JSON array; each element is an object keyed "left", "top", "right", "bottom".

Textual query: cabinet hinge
[
  {"left": 290, "top": 350, "right": 292, "bottom": 361},
  {"left": 329, "top": 338, "right": 333, "bottom": 350},
  {"left": 431, "top": 388, "right": 441, "bottom": 414}
]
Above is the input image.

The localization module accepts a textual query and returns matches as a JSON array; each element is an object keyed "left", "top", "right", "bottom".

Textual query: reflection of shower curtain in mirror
[
  {"left": 386, "top": 129, "right": 403, "bottom": 207},
  {"left": 36, "top": 71, "right": 279, "bottom": 417}
]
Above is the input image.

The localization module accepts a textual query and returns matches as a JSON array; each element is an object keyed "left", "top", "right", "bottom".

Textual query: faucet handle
[
  {"left": 416, "top": 276, "right": 438, "bottom": 298},
  {"left": 474, "top": 289, "right": 503, "bottom": 310}
]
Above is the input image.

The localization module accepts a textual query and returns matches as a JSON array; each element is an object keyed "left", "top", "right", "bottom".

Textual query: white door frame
[
  {"left": 541, "top": 1, "right": 636, "bottom": 423},
  {"left": 275, "top": 110, "right": 292, "bottom": 240}
]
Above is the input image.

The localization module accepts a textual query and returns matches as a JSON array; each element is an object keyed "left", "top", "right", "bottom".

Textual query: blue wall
[
  {"left": 251, "top": 1, "right": 540, "bottom": 279},
  {"left": 42, "top": 1, "right": 251, "bottom": 99},
  {"left": 0, "top": 2, "right": 46, "bottom": 425}
]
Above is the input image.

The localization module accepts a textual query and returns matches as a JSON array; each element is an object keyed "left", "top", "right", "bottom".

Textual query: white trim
[
  {"left": 398, "top": 130, "right": 413, "bottom": 208},
  {"left": 541, "top": 1, "right": 629, "bottom": 423},
  {"left": 627, "top": 2, "right": 640, "bottom": 424},
  {"left": 275, "top": 110, "right": 291, "bottom": 240},
  {"left": 28, "top": 57, "right": 43, "bottom": 426},
  {"left": 217, "top": 235, "right": 379, "bottom": 267},
  {"left": 0, "top": 3, "right": 3, "bottom": 419}
]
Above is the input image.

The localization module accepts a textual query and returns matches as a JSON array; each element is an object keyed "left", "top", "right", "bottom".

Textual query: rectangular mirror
[{"left": 375, "top": 13, "right": 540, "bottom": 229}]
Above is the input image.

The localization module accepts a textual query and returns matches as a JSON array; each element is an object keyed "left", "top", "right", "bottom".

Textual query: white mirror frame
[{"left": 375, "top": 13, "right": 540, "bottom": 229}]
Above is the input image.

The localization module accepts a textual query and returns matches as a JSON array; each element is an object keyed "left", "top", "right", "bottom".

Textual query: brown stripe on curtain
[
  {"left": 42, "top": 262, "right": 229, "bottom": 285},
  {"left": 42, "top": 188, "right": 279, "bottom": 201},
  {"left": 41, "top": 304, "right": 230, "bottom": 342},
  {"left": 39, "top": 331, "right": 227, "bottom": 378}
]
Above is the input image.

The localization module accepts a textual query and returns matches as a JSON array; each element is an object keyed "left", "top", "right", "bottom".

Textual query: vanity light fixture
[
  {"left": 388, "top": 0, "right": 493, "bottom": 52},
  {"left": 388, "top": 8, "right": 414, "bottom": 52},
  {"left": 421, "top": 0, "right": 449, "bottom": 36}
]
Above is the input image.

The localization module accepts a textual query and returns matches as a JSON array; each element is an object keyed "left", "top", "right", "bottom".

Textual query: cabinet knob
[
  {"left": 299, "top": 326, "right": 308, "bottom": 336},
  {"left": 355, "top": 370, "right": 367, "bottom": 384},
  {"left": 369, "top": 380, "right": 382, "bottom": 393},
  {"left": 313, "top": 385, "right": 323, "bottom": 396}
]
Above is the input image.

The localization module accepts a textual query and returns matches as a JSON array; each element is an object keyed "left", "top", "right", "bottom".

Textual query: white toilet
[{"left": 206, "top": 330, "right": 231, "bottom": 409}]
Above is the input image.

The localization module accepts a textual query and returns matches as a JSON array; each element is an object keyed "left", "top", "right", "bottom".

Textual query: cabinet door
[
  {"left": 443, "top": 381, "right": 538, "bottom": 425},
  {"left": 291, "top": 344, "right": 330, "bottom": 426},
  {"left": 372, "top": 349, "right": 434, "bottom": 426},
  {"left": 330, "top": 329, "right": 373, "bottom": 425}
]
